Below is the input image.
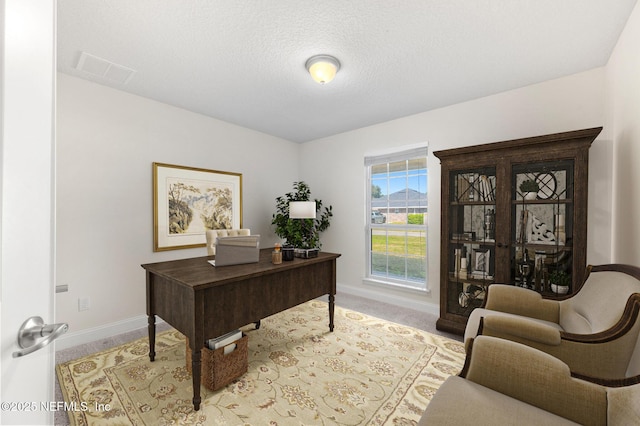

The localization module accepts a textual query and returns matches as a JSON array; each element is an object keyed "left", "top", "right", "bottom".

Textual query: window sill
[{"left": 362, "top": 277, "right": 430, "bottom": 295}]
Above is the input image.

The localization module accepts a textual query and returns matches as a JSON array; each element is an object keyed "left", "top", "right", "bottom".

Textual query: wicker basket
[{"left": 185, "top": 333, "right": 248, "bottom": 391}]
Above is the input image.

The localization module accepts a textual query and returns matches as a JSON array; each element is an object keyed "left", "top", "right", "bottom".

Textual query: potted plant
[
  {"left": 272, "top": 181, "right": 332, "bottom": 257},
  {"left": 519, "top": 179, "right": 540, "bottom": 200},
  {"left": 549, "top": 270, "right": 571, "bottom": 294}
]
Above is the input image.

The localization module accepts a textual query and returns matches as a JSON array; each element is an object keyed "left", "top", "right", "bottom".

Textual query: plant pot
[
  {"left": 551, "top": 284, "right": 569, "bottom": 294},
  {"left": 294, "top": 248, "right": 319, "bottom": 259},
  {"left": 282, "top": 246, "right": 294, "bottom": 261},
  {"left": 524, "top": 192, "right": 538, "bottom": 200}
]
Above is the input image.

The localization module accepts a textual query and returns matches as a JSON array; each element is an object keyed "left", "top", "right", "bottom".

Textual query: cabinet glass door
[
  {"left": 511, "top": 161, "right": 574, "bottom": 294},
  {"left": 447, "top": 167, "right": 497, "bottom": 316}
]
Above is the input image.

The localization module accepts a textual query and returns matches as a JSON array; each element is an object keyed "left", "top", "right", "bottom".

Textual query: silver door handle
[{"left": 12, "top": 316, "right": 69, "bottom": 358}]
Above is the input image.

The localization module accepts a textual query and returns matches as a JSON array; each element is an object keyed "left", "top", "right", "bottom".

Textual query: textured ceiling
[{"left": 57, "top": 0, "right": 637, "bottom": 143}]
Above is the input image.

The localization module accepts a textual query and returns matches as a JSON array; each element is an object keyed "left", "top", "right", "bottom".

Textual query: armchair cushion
[
  {"left": 419, "top": 375, "right": 579, "bottom": 426},
  {"left": 559, "top": 270, "right": 640, "bottom": 334},
  {"left": 464, "top": 306, "right": 562, "bottom": 348},
  {"left": 484, "top": 284, "right": 560, "bottom": 322},
  {"left": 481, "top": 315, "right": 562, "bottom": 346}
]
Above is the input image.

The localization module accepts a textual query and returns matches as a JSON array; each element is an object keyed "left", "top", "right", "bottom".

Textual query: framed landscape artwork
[{"left": 153, "top": 162, "right": 242, "bottom": 251}]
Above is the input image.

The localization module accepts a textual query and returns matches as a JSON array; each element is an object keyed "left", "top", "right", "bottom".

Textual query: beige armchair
[
  {"left": 420, "top": 335, "right": 640, "bottom": 425},
  {"left": 464, "top": 264, "right": 640, "bottom": 381}
]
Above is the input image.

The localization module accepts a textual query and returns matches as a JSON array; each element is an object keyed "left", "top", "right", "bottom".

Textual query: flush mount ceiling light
[{"left": 305, "top": 55, "right": 340, "bottom": 84}]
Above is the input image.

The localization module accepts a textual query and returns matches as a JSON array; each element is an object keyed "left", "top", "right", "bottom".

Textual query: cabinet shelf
[
  {"left": 434, "top": 127, "right": 602, "bottom": 335},
  {"left": 449, "top": 239, "right": 495, "bottom": 246},
  {"left": 451, "top": 201, "right": 497, "bottom": 206},
  {"left": 447, "top": 273, "right": 493, "bottom": 285},
  {"left": 512, "top": 199, "right": 573, "bottom": 205},
  {"left": 515, "top": 242, "right": 572, "bottom": 251}
]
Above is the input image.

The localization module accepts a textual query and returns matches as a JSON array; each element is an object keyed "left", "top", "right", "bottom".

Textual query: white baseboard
[
  {"left": 54, "top": 315, "right": 164, "bottom": 351},
  {"left": 337, "top": 282, "right": 439, "bottom": 316}
]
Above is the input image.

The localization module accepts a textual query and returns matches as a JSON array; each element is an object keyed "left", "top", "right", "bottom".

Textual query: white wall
[
  {"left": 57, "top": 46, "right": 624, "bottom": 344},
  {"left": 56, "top": 74, "right": 297, "bottom": 344},
  {"left": 606, "top": 1, "right": 640, "bottom": 265},
  {"left": 301, "top": 68, "right": 609, "bottom": 312}
]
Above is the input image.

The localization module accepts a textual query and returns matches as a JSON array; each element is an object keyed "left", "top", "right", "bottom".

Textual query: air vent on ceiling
[{"left": 75, "top": 51, "right": 136, "bottom": 85}]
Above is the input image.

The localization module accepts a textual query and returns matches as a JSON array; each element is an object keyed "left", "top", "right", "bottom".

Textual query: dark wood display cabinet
[{"left": 434, "top": 127, "right": 602, "bottom": 335}]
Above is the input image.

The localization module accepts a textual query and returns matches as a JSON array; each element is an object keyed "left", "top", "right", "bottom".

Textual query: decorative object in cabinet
[
  {"left": 434, "top": 127, "right": 602, "bottom": 335},
  {"left": 445, "top": 168, "right": 497, "bottom": 324},
  {"left": 512, "top": 161, "right": 574, "bottom": 293}
]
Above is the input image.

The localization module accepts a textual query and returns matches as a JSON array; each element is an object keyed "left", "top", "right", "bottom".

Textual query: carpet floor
[{"left": 56, "top": 298, "right": 464, "bottom": 425}]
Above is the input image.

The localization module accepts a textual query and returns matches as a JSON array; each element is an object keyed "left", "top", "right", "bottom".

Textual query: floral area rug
[{"left": 56, "top": 301, "right": 465, "bottom": 425}]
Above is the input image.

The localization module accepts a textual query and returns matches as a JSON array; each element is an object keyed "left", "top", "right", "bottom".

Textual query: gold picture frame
[{"left": 153, "top": 162, "right": 242, "bottom": 252}]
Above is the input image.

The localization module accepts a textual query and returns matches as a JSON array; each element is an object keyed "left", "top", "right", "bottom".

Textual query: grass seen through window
[
  {"left": 371, "top": 230, "right": 426, "bottom": 282},
  {"left": 371, "top": 234, "right": 425, "bottom": 255}
]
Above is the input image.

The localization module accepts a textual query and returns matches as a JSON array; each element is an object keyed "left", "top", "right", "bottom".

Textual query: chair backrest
[
  {"left": 465, "top": 336, "right": 608, "bottom": 425},
  {"left": 559, "top": 266, "right": 640, "bottom": 334},
  {"left": 205, "top": 229, "right": 250, "bottom": 255}
]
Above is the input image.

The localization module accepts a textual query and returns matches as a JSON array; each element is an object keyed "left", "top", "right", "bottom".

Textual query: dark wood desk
[{"left": 141, "top": 249, "right": 340, "bottom": 410}]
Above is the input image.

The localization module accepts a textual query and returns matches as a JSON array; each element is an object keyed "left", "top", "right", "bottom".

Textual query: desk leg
[
  {"left": 147, "top": 314, "right": 156, "bottom": 362},
  {"left": 191, "top": 345, "right": 202, "bottom": 411},
  {"left": 328, "top": 294, "right": 335, "bottom": 332}
]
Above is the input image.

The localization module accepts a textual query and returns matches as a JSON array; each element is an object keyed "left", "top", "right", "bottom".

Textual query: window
[{"left": 365, "top": 146, "right": 428, "bottom": 291}]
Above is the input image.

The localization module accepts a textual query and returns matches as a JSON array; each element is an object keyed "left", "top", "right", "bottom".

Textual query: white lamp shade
[{"left": 289, "top": 201, "right": 316, "bottom": 219}]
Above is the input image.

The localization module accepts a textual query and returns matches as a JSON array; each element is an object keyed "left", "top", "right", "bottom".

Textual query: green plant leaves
[{"left": 271, "top": 181, "right": 333, "bottom": 249}]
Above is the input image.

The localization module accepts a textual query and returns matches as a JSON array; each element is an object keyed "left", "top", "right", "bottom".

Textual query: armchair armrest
[
  {"left": 485, "top": 284, "right": 560, "bottom": 323},
  {"left": 464, "top": 336, "right": 607, "bottom": 426},
  {"left": 482, "top": 315, "right": 562, "bottom": 346}
]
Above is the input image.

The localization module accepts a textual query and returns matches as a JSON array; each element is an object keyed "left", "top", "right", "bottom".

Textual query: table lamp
[{"left": 288, "top": 201, "right": 319, "bottom": 258}]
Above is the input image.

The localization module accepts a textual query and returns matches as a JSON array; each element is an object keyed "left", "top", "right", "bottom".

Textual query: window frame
[{"left": 364, "top": 145, "right": 429, "bottom": 292}]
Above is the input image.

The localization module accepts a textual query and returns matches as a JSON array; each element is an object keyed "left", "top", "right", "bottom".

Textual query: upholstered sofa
[
  {"left": 205, "top": 228, "right": 251, "bottom": 255},
  {"left": 464, "top": 264, "right": 640, "bottom": 380},
  {"left": 419, "top": 335, "right": 640, "bottom": 425}
]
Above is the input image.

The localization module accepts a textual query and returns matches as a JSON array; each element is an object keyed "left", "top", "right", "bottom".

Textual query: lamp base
[{"left": 294, "top": 248, "right": 319, "bottom": 259}]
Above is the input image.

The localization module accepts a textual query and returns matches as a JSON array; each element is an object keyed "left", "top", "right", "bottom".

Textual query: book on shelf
[
  {"left": 207, "top": 329, "right": 242, "bottom": 350},
  {"left": 457, "top": 175, "right": 470, "bottom": 201},
  {"left": 458, "top": 174, "right": 495, "bottom": 202},
  {"left": 477, "top": 175, "right": 495, "bottom": 202}
]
